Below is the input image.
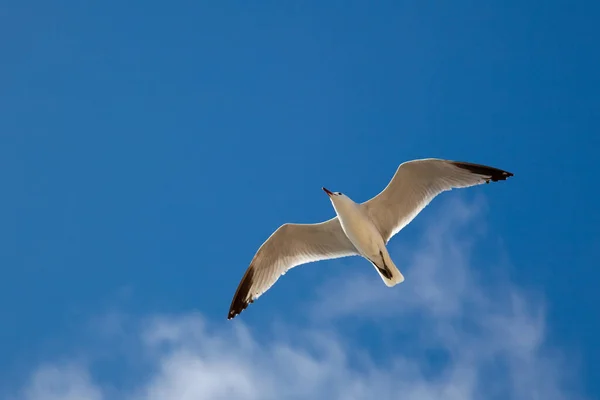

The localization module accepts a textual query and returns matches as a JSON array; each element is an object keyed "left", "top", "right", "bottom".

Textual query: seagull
[{"left": 227, "top": 158, "right": 513, "bottom": 319}]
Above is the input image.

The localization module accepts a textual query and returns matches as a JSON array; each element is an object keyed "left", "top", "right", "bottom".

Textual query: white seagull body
[{"left": 228, "top": 158, "right": 513, "bottom": 319}]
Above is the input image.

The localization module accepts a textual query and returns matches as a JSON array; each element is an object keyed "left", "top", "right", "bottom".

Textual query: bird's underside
[{"left": 227, "top": 158, "right": 514, "bottom": 320}]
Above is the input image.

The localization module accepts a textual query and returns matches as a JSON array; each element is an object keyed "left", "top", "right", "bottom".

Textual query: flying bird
[{"left": 227, "top": 158, "right": 513, "bottom": 320}]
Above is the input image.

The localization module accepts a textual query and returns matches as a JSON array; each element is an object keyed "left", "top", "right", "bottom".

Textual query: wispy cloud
[
  {"left": 21, "top": 364, "right": 102, "bottom": 400},
  {"left": 11, "top": 197, "right": 586, "bottom": 400}
]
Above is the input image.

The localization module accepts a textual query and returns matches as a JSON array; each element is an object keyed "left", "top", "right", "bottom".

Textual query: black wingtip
[
  {"left": 451, "top": 161, "right": 514, "bottom": 182},
  {"left": 227, "top": 266, "right": 255, "bottom": 320}
]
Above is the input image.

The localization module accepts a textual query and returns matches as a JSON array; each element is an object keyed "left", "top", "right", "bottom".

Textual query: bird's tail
[{"left": 370, "top": 251, "right": 404, "bottom": 287}]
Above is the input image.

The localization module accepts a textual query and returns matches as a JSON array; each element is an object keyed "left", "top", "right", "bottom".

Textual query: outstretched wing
[
  {"left": 361, "top": 158, "right": 513, "bottom": 243},
  {"left": 228, "top": 217, "right": 358, "bottom": 319}
]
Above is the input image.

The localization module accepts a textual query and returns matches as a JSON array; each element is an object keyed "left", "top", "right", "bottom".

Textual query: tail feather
[{"left": 370, "top": 252, "right": 404, "bottom": 287}]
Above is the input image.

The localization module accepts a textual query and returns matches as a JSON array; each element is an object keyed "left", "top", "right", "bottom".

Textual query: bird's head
[
  {"left": 322, "top": 187, "right": 354, "bottom": 213},
  {"left": 322, "top": 187, "right": 344, "bottom": 199}
]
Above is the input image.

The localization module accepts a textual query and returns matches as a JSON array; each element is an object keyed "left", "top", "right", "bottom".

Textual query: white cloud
[
  {"left": 11, "top": 197, "right": 587, "bottom": 400},
  {"left": 21, "top": 364, "right": 102, "bottom": 400}
]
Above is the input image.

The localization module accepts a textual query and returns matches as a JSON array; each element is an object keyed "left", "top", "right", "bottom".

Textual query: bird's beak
[{"left": 322, "top": 187, "right": 333, "bottom": 197}]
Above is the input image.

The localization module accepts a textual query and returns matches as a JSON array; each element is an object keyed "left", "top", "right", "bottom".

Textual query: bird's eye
[{"left": 337, "top": 192, "right": 342, "bottom": 196}]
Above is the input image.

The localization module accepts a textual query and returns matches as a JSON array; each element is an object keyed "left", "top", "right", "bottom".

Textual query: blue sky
[{"left": 1, "top": 1, "right": 598, "bottom": 399}]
